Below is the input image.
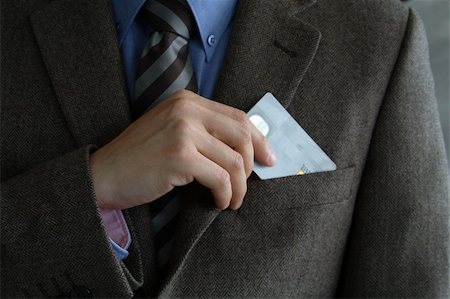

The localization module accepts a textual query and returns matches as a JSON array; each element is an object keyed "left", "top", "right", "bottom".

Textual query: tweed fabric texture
[{"left": 1, "top": 0, "right": 449, "bottom": 297}]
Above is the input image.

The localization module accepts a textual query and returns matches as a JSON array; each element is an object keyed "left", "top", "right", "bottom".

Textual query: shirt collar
[
  {"left": 186, "top": 0, "right": 238, "bottom": 61},
  {"left": 112, "top": 0, "right": 146, "bottom": 45},
  {"left": 112, "top": 0, "right": 237, "bottom": 60}
]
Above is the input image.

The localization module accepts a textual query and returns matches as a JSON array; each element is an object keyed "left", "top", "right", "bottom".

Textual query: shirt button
[{"left": 207, "top": 34, "right": 216, "bottom": 47}]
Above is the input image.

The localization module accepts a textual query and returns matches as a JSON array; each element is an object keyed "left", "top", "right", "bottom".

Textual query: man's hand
[{"left": 90, "top": 90, "right": 276, "bottom": 211}]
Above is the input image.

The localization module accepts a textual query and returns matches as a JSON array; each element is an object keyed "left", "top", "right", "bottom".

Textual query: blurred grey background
[{"left": 405, "top": 0, "right": 449, "bottom": 168}]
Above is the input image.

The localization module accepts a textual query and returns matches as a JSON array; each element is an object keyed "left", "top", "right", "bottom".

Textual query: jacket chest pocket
[{"left": 239, "top": 166, "right": 356, "bottom": 215}]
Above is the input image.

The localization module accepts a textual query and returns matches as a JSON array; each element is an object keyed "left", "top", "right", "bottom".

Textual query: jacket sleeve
[
  {"left": 1, "top": 146, "right": 143, "bottom": 298},
  {"left": 337, "top": 8, "right": 449, "bottom": 297}
]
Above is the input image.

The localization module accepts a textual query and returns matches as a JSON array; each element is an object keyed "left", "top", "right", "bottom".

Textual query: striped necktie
[
  {"left": 133, "top": 0, "right": 198, "bottom": 272},
  {"left": 133, "top": 0, "right": 198, "bottom": 118}
]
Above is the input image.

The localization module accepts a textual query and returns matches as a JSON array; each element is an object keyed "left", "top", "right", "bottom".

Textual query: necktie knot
[{"left": 142, "top": 0, "right": 195, "bottom": 40}]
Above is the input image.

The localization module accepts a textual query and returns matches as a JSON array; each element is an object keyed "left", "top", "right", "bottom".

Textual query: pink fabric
[{"left": 99, "top": 209, "right": 130, "bottom": 249}]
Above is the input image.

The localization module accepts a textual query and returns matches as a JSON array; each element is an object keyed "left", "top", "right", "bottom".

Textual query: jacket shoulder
[
  {"left": 312, "top": 0, "right": 411, "bottom": 35},
  {"left": 315, "top": 0, "right": 409, "bottom": 21},
  {"left": 307, "top": 0, "right": 412, "bottom": 61}
]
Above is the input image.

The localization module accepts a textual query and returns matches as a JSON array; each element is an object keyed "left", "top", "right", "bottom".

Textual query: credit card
[{"left": 248, "top": 92, "right": 336, "bottom": 180}]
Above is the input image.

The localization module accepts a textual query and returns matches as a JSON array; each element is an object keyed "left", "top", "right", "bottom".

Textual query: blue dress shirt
[{"left": 109, "top": 0, "right": 237, "bottom": 259}]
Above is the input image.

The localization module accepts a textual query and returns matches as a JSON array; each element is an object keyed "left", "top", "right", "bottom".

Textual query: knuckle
[
  {"left": 165, "top": 137, "right": 195, "bottom": 163},
  {"left": 230, "top": 152, "right": 245, "bottom": 172},
  {"left": 173, "top": 89, "right": 191, "bottom": 98},
  {"left": 217, "top": 168, "right": 231, "bottom": 186},
  {"left": 232, "top": 109, "right": 248, "bottom": 124},
  {"left": 171, "top": 97, "right": 191, "bottom": 113},
  {"left": 238, "top": 125, "right": 252, "bottom": 144},
  {"left": 171, "top": 118, "right": 192, "bottom": 136}
]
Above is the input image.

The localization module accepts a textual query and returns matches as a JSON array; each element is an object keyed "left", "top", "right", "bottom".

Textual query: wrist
[{"left": 90, "top": 149, "right": 113, "bottom": 209}]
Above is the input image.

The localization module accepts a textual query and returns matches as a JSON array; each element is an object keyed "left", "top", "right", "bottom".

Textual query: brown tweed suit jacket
[{"left": 1, "top": 0, "right": 449, "bottom": 297}]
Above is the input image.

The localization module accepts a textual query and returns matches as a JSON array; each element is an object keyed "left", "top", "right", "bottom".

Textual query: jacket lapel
[
  {"left": 30, "top": 0, "right": 131, "bottom": 147},
  {"left": 30, "top": 1, "right": 150, "bottom": 291},
  {"left": 158, "top": 0, "right": 321, "bottom": 295},
  {"left": 215, "top": 0, "right": 321, "bottom": 110}
]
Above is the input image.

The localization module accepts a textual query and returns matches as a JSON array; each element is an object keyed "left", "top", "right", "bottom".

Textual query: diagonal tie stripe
[
  {"left": 133, "top": 43, "right": 190, "bottom": 116},
  {"left": 134, "top": 35, "right": 187, "bottom": 99},
  {"left": 150, "top": 55, "right": 194, "bottom": 108},
  {"left": 133, "top": 0, "right": 198, "bottom": 272}
]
